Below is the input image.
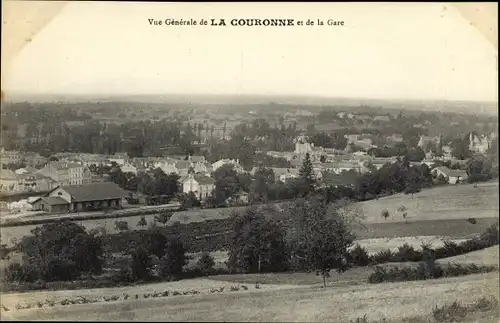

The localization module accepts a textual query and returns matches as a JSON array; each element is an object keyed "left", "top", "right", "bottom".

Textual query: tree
[
  {"left": 155, "top": 209, "right": 173, "bottom": 226},
  {"left": 284, "top": 197, "right": 355, "bottom": 287},
  {"left": 177, "top": 192, "right": 201, "bottom": 209},
  {"left": 466, "top": 156, "right": 493, "bottom": 183},
  {"left": 0, "top": 244, "right": 10, "bottom": 261},
  {"left": 12, "top": 222, "right": 103, "bottom": 282},
  {"left": 227, "top": 206, "right": 288, "bottom": 274},
  {"left": 130, "top": 246, "right": 152, "bottom": 282},
  {"left": 137, "top": 216, "right": 148, "bottom": 228},
  {"left": 310, "top": 132, "right": 334, "bottom": 149},
  {"left": 407, "top": 147, "right": 425, "bottom": 162},
  {"left": 158, "top": 236, "right": 186, "bottom": 280},
  {"left": 250, "top": 167, "right": 275, "bottom": 203},
  {"left": 381, "top": 209, "right": 390, "bottom": 220},
  {"left": 143, "top": 230, "right": 169, "bottom": 259},
  {"left": 297, "top": 153, "right": 315, "bottom": 196},
  {"left": 398, "top": 205, "right": 408, "bottom": 223},
  {"left": 197, "top": 251, "right": 215, "bottom": 276},
  {"left": 451, "top": 136, "right": 471, "bottom": 160},
  {"left": 114, "top": 220, "right": 129, "bottom": 232}
]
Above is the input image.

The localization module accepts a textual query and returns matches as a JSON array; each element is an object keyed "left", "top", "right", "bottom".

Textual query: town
[
  {"left": 0, "top": 101, "right": 497, "bottom": 215},
  {"left": 1, "top": 2, "right": 498, "bottom": 322}
]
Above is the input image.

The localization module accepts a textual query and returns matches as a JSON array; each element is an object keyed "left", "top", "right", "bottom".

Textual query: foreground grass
[
  {"left": 2, "top": 272, "right": 498, "bottom": 321},
  {"left": 351, "top": 297, "right": 499, "bottom": 323}
]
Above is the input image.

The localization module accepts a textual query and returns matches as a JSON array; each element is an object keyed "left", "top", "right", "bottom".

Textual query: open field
[
  {"left": 436, "top": 246, "right": 499, "bottom": 267},
  {"left": 1, "top": 182, "right": 498, "bottom": 247},
  {"left": 358, "top": 182, "right": 499, "bottom": 224},
  {"left": 3, "top": 272, "right": 498, "bottom": 322}
]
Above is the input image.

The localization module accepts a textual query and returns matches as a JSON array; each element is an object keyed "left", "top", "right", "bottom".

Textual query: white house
[
  {"left": 154, "top": 160, "right": 178, "bottom": 175},
  {"left": 294, "top": 135, "right": 314, "bottom": 154},
  {"left": 279, "top": 169, "right": 299, "bottom": 183},
  {"left": 468, "top": 133, "right": 492, "bottom": 154},
  {"left": 108, "top": 156, "right": 126, "bottom": 166},
  {"left": 181, "top": 173, "right": 216, "bottom": 201},
  {"left": 331, "top": 162, "right": 362, "bottom": 174},
  {"left": 432, "top": 166, "right": 468, "bottom": 184},
  {"left": 121, "top": 164, "right": 138, "bottom": 175}
]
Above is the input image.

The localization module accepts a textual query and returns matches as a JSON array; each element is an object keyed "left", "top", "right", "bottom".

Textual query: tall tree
[
  {"left": 284, "top": 197, "right": 355, "bottom": 287},
  {"left": 227, "top": 206, "right": 288, "bottom": 274}
]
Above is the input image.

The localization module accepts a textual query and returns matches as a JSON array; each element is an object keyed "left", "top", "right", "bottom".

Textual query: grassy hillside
[{"left": 3, "top": 272, "right": 498, "bottom": 321}]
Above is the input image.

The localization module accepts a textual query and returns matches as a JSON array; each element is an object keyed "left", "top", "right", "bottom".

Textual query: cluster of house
[
  {"left": 0, "top": 152, "right": 245, "bottom": 205},
  {"left": 2, "top": 130, "right": 494, "bottom": 213},
  {"left": 0, "top": 149, "right": 47, "bottom": 168},
  {"left": 0, "top": 161, "right": 93, "bottom": 194}
]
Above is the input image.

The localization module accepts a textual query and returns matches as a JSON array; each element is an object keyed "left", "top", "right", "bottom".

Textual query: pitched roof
[
  {"left": 42, "top": 197, "right": 70, "bottom": 206},
  {"left": 57, "top": 182, "right": 128, "bottom": 202},
  {"left": 322, "top": 171, "right": 359, "bottom": 186},
  {"left": 189, "top": 155, "right": 205, "bottom": 163},
  {"left": 193, "top": 174, "right": 216, "bottom": 185},
  {"left": 176, "top": 161, "right": 191, "bottom": 169},
  {"left": 434, "top": 166, "right": 467, "bottom": 178},
  {"left": 46, "top": 161, "right": 83, "bottom": 170}
]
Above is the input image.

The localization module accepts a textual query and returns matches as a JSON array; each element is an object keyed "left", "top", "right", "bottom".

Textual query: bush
[
  {"left": 348, "top": 244, "right": 370, "bottom": 266},
  {"left": 137, "top": 216, "right": 148, "bottom": 228},
  {"left": 479, "top": 222, "right": 499, "bottom": 246},
  {"left": 393, "top": 243, "right": 422, "bottom": 262},
  {"left": 115, "top": 220, "right": 129, "bottom": 232},
  {"left": 196, "top": 252, "right": 215, "bottom": 276},
  {"left": 467, "top": 217, "right": 477, "bottom": 224},
  {"left": 472, "top": 297, "right": 499, "bottom": 312},
  {"left": 435, "top": 240, "right": 462, "bottom": 259},
  {"left": 432, "top": 301, "right": 468, "bottom": 322},
  {"left": 370, "top": 249, "right": 394, "bottom": 264},
  {"left": 368, "top": 262, "right": 496, "bottom": 284}
]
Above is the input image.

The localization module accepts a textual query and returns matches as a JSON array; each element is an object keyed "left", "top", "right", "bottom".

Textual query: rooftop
[{"left": 56, "top": 182, "right": 128, "bottom": 202}]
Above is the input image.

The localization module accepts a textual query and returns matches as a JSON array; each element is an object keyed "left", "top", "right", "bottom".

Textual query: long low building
[{"left": 30, "top": 182, "right": 129, "bottom": 213}]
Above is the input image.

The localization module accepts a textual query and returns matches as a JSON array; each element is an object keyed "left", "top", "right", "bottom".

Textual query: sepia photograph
[{"left": 0, "top": 1, "right": 498, "bottom": 322}]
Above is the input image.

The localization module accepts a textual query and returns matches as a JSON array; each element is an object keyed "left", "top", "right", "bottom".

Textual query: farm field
[
  {"left": 3, "top": 272, "right": 498, "bottom": 322},
  {"left": 186, "top": 236, "right": 470, "bottom": 268},
  {"left": 1, "top": 183, "right": 498, "bottom": 247},
  {"left": 436, "top": 245, "right": 499, "bottom": 267},
  {"left": 357, "top": 182, "right": 499, "bottom": 224}
]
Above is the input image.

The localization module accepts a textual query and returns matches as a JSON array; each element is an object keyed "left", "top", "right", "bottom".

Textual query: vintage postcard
[{"left": 0, "top": 1, "right": 498, "bottom": 322}]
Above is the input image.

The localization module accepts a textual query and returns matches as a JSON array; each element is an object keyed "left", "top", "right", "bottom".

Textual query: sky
[{"left": 3, "top": 2, "right": 498, "bottom": 102}]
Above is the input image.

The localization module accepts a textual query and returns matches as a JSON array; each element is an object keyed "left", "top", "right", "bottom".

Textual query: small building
[
  {"left": 432, "top": 166, "right": 468, "bottom": 184},
  {"left": 121, "top": 163, "right": 138, "bottom": 175},
  {"left": 321, "top": 171, "right": 359, "bottom": 189},
  {"left": 30, "top": 182, "right": 129, "bottom": 213},
  {"left": 279, "top": 168, "right": 299, "bottom": 183},
  {"left": 181, "top": 173, "right": 216, "bottom": 201}
]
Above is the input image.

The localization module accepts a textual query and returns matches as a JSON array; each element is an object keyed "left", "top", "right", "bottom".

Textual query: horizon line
[{"left": 3, "top": 92, "right": 498, "bottom": 105}]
